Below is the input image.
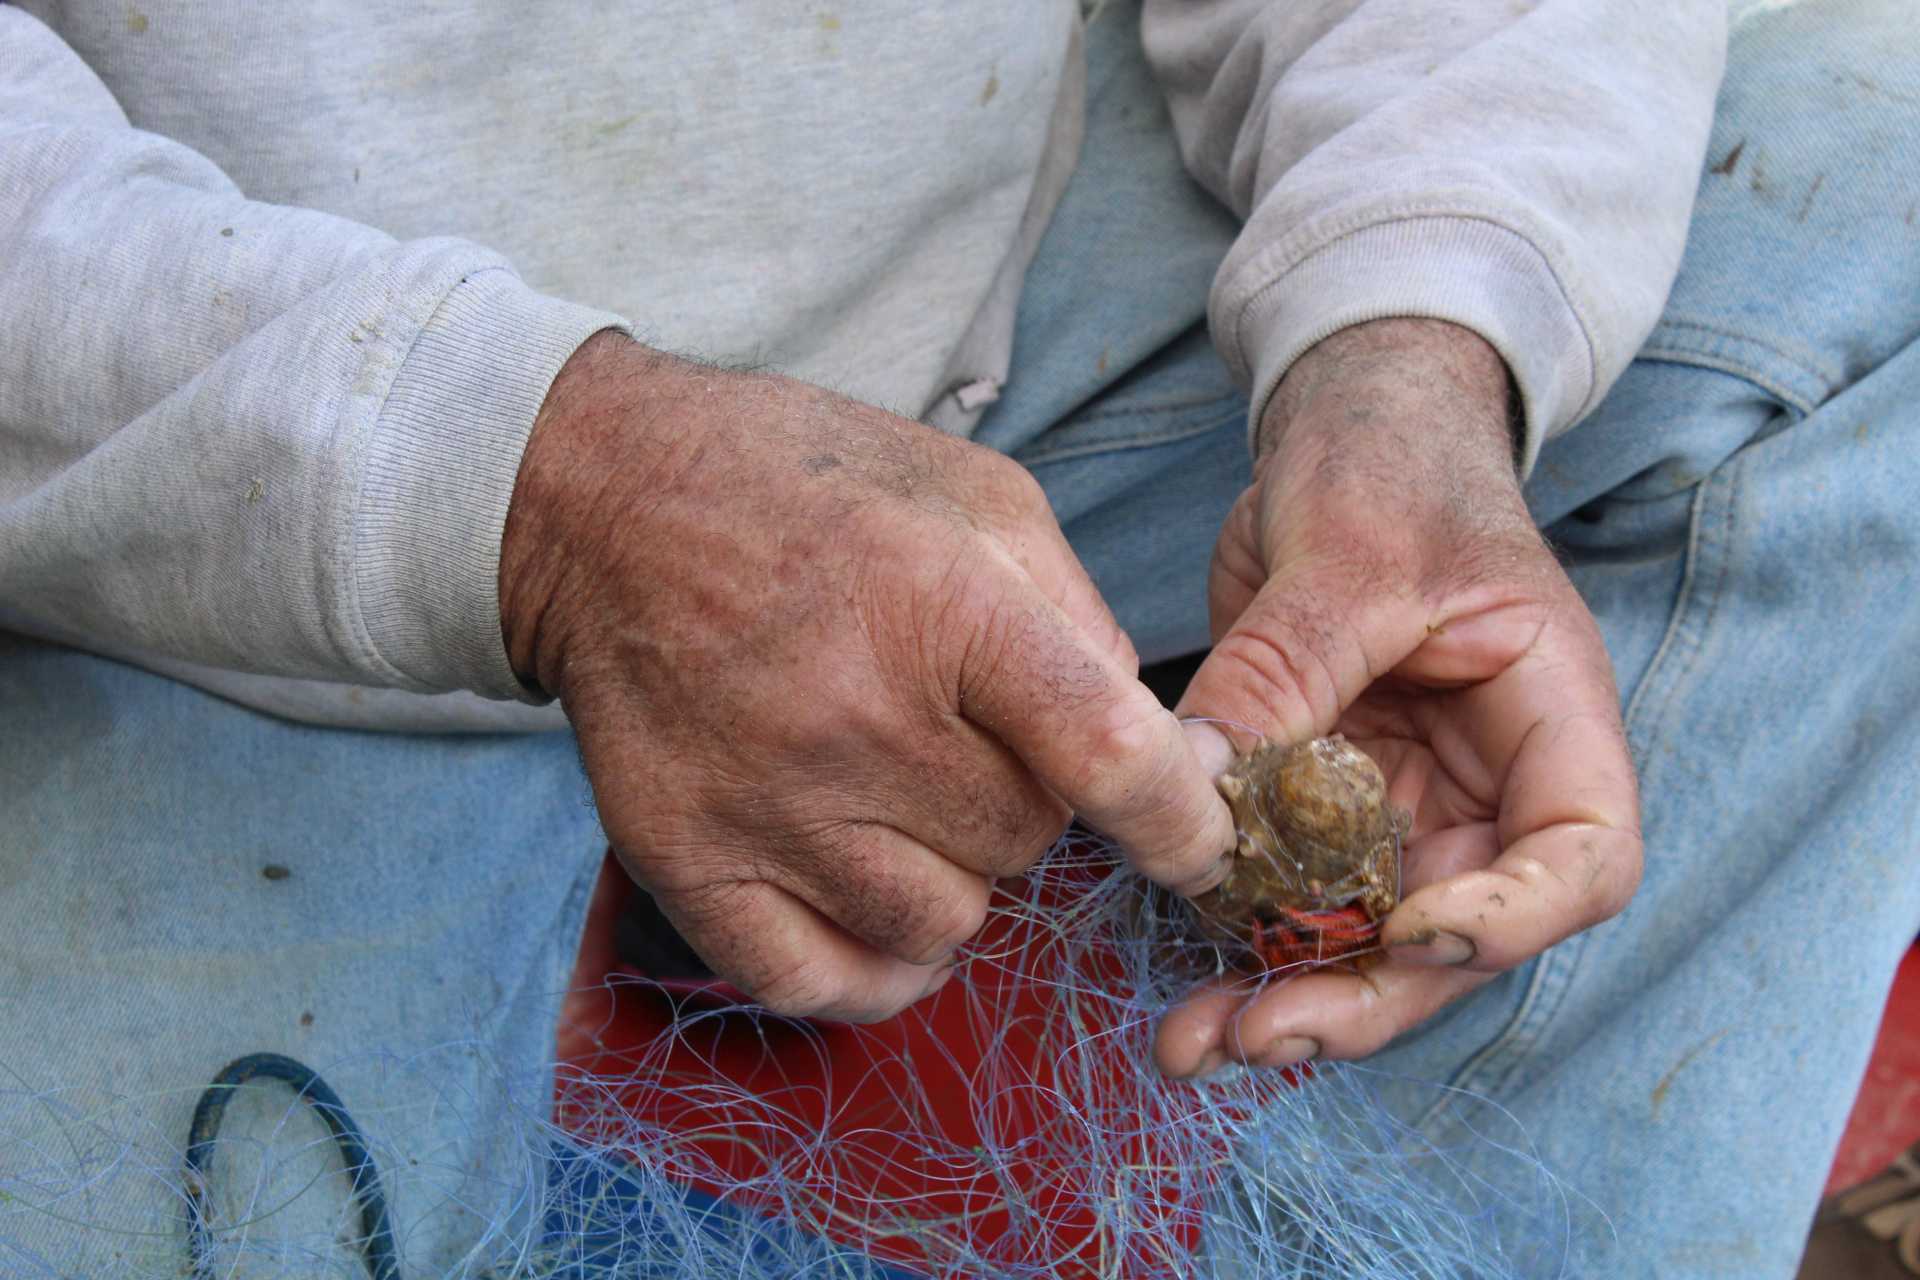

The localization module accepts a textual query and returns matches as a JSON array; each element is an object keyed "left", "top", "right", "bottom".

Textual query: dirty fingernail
[
  {"left": 1181, "top": 719, "right": 1236, "bottom": 779},
  {"left": 1391, "top": 930, "right": 1476, "bottom": 967},
  {"left": 1258, "top": 1035, "right": 1320, "bottom": 1068}
]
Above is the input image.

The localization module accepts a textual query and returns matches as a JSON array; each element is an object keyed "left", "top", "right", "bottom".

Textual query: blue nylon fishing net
[{"left": 0, "top": 833, "right": 1591, "bottom": 1277}]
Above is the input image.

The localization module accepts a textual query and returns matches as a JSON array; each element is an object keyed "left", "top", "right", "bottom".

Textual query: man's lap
[{"left": 995, "top": 1, "right": 1920, "bottom": 1274}]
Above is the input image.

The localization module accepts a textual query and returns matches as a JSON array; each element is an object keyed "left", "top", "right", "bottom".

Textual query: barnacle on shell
[{"left": 1186, "top": 735, "right": 1407, "bottom": 972}]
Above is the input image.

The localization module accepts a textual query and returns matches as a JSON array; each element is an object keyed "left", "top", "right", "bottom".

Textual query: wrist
[
  {"left": 1247, "top": 319, "right": 1539, "bottom": 597},
  {"left": 1257, "top": 318, "right": 1520, "bottom": 475},
  {"left": 498, "top": 328, "right": 645, "bottom": 699}
]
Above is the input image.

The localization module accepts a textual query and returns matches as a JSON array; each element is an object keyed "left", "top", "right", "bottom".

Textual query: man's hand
[
  {"left": 502, "top": 333, "right": 1235, "bottom": 1023},
  {"left": 1155, "top": 319, "right": 1641, "bottom": 1077}
]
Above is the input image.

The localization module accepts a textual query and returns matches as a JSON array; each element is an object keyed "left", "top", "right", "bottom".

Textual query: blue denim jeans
[{"left": 3, "top": 0, "right": 1917, "bottom": 1275}]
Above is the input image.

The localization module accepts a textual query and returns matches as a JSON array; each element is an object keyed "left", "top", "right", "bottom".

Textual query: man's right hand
[{"left": 499, "top": 333, "right": 1234, "bottom": 1022}]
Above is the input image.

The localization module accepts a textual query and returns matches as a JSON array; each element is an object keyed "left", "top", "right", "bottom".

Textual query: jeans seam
[
  {"left": 1411, "top": 943, "right": 1583, "bottom": 1137},
  {"left": 1631, "top": 458, "right": 1740, "bottom": 766},
  {"left": 1651, "top": 315, "right": 1834, "bottom": 386},
  {"left": 1016, "top": 405, "right": 1244, "bottom": 467},
  {"left": 1636, "top": 347, "right": 1817, "bottom": 421},
  {"left": 1067, "top": 392, "right": 1243, "bottom": 424},
  {"left": 1642, "top": 315, "right": 1831, "bottom": 415},
  {"left": 1414, "top": 457, "right": 1742, "bottom": 1135}
]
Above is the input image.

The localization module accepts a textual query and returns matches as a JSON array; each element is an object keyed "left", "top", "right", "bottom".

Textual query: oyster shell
[{"left": 1187, "top": 735, "right": 1407, "bottom": 971}]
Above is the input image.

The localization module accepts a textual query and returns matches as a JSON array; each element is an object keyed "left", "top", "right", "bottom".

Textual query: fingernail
[
  {"left": 1390, "top": 929, "right": 1476, "bottom": 967},
  {"left": 1181, "top": 720, "right": 1236, "bottom": 779},
  {"left": 1181, "top": 849, "right": 1235, "bottom": 899},
  {"left": 1258, "top": 1035, "right": 1320, "bottom": 1068}
]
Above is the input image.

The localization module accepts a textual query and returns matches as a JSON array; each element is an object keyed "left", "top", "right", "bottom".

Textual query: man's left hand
[{"left": 1154, "top": 318, "right": 1642, "bottom": 1078}]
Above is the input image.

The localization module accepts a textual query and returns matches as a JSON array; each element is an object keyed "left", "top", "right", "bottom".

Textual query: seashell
[{"left": 1187, "top": 735, "right": 1407, "bottom": 972}]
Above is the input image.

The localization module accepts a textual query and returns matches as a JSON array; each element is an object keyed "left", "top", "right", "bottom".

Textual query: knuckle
[
  {"left": 931, "top": 560, "right": 1020, "bottom": 669},
  {"left": 1207, "top": 619, "right": 1341, "bottom": 736},
  {"left": 753, "top": 964, "right": 846, "bottom": 1021},
  {"left": 969, "top": 831, "right": 1046, "bottom": 881},
  {"left": 1074, "top": 700, "right": 1169, "bottom": 792},
  {"left": 1069, "top": 702, "right": 1222, "bottom": 845},
  {"left": 1340, "top": 1018, "right": 1400, "bottom": 1062},
  {"left": 958, "top": 778, "right": 1072, "bottom": 871},
  {"left": 1006, "top": 798, "right": 1074, "bottom": 873},
  {"left": 947, "top": 780, "right": 1069, "bottom": 877},
  {"left": 908, "top": 885, "right": 989, "bottom": 964},
  {"left": 1000, "top": 458, "right": 1049, "bottom": 512},
  {"left": 837, "top": 1000, "right": 911, "bottom": 1027},
  {"left": 978, "top": 449, "right": 1047, "bottom": 507},
  {"left": 958, "top": 458, "right": 1060, "bottom": 551},
  {"left": 804, "top": 825, "right": 987, "bottom": 964},
  {"left": 662, "top": 875, "right": 755, "bottom": 930}
]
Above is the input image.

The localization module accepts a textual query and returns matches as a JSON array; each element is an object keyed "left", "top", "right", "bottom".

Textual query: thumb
[
  {"left": 1173, "top": 560, "right": 1426, "bottom": 747},
  {"left": 955, "top": 581, "right": 1235, "bottom": 896}
]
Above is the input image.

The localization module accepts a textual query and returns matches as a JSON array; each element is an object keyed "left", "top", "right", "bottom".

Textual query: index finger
[{"left": 953, "top": 571, "right": 1236, "bottom": 896}]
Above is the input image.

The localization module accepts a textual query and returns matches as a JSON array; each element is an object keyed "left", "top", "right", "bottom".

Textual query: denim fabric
[
  {"left": 0, "top": 643, "right": 606, "bottom": 1272},
  {"left": 970, "top": 0, "right": 1243, "bottom": 670},
  {"left": 981, "top": 1, "right": 1920, "bottom": 1275}
]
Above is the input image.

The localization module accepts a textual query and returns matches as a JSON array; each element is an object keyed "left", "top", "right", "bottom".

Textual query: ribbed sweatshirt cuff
[
  {"left": 1227, "top": 216, "right": 1594, "bottom": 478},
  {"left": 355, "top": 269, "right": 627, "bottom": 701}
]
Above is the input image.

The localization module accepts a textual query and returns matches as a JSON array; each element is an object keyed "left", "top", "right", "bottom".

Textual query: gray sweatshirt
[{"left": 0, "top": 1, "right": 1724, "bottom": 733}]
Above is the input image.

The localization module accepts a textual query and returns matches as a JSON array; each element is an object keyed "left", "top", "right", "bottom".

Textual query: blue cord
[{"left": 183, "top": 1051, "right": 401, "bottom": 1279}]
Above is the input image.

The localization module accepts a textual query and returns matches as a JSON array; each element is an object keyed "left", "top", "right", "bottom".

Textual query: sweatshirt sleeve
[
  {"left": 1140, "top": 0, "right": 1725, "bottom": 473},
  {"left": 0, "top": 8, "right": 625, "bottom": 702}
]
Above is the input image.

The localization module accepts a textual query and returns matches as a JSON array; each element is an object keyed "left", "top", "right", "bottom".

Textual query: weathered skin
[{"left": 1187, "top": 736, "right": 1408, "bottom": 971}]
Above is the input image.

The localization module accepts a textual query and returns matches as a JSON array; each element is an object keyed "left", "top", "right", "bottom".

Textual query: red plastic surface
[
  {"left": 562, "top": 855, "right": 1919, "bottom": 1256},
  {"left": 557, "top": 851, "right": 1205, "bottom": 1277}
]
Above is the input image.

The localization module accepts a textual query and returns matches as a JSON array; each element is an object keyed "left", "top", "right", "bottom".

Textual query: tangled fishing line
[{"left": 1, "top": 824, "right": 1595, "bottom": 1278}]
